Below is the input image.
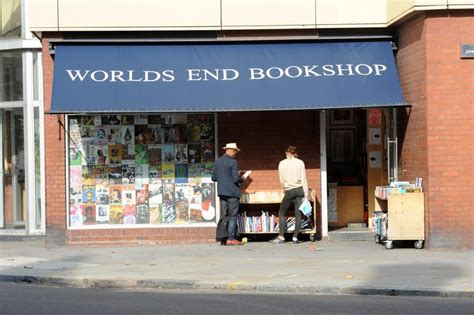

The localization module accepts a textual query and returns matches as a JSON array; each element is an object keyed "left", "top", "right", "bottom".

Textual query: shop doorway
[
  {"left": 0, "top": 108, "right": 26, "bottom": 230},
  {"left": 326, "top": 109, "right": 368, "bottom": 234},
  {"left": 325, "top": 108, "right": 398, "bottom": 240}
]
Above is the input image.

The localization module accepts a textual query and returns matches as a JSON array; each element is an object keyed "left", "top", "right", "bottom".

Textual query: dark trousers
[
  {"left": 220, "top": 196, "right": 240, "bottom": 241},
  {"left": 278, "top": 187, "right": 304, "bottom": 238}
]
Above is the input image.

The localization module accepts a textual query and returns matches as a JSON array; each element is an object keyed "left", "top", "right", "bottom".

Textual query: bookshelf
[
  {"left": 238, "top": 189, "right": 317, "bottom": 241},
  {"left": 374, "top": 188, "right": 425, "bottom": 249}
]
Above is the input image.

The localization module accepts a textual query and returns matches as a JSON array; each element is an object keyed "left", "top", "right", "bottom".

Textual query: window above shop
[{"left": 0, "top": 0, "right": 21, "bottom": 38}]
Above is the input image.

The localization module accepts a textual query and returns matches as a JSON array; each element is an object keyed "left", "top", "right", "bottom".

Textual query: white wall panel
[
  {"left": 57, "top": 0, "right": 221, "bottom": 30},
  {"left": 29, "top": 0, "right": 58, "bottom": 31},
  {"left": 222, "top": 0, "right": 315, "bottom": 29},
  {"left": 448, "top": 0, "right": 474, "bottom": 8},
  {"left": 317, "top": 0, "right": 387, "bottom": 28}
]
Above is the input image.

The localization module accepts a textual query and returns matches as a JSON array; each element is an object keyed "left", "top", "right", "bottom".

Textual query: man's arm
[
  {"left": 211, "top": 159, "right": 218, "bottom": 182},
  {"left": 230, "top": 159, "right": 240, "bottom": 183}
]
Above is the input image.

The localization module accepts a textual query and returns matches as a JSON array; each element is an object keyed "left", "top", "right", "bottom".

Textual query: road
[{"left": 0, "top": 282, "right": 473, "bottom": 314}]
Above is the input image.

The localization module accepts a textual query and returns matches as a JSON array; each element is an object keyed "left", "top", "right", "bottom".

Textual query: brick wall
[
  {"left": 42, "top": 35, "right": 321, "bottom": 244},
  {"left": 397, "top": 11, "right": 474, "bottom": 249},
  {"left": 43, "top": 36, "right": 68, "bottom": 245}
]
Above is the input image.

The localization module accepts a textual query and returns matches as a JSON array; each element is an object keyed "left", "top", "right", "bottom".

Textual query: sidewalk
[{"left": 0, "top": 240, "right": 472, "bottom": 298}]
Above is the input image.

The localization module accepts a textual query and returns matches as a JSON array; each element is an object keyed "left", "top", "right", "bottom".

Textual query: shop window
[
  {"left": 0, "top": 51, "right": 22, "bottom": 102},
  {"left": 67, "top": 114, "right": 217, "bottom": 227}
]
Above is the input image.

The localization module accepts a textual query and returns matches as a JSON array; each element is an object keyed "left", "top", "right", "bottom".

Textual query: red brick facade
[{"left": 397, "top": 11, "right": 474, "bottom": 249}]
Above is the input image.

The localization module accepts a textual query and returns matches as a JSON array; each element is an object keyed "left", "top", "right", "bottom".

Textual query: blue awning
[{"left": 50, "top": 41, "right": 408, "bottom": 113}]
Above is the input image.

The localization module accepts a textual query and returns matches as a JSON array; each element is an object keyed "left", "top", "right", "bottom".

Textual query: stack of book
[{"left": 237, "top": 211, "right": 276, "bottom": 233}]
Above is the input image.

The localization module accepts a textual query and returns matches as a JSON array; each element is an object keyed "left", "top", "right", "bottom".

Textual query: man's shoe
[
  {"left": 292, "top": 239, "right": 301, "bottom": 244},
  {"left": 226, "top": 239, "right": 243, "bottom": 246},
  {"left": 269, "top": 237, "right": 285, "bottom": 244}
]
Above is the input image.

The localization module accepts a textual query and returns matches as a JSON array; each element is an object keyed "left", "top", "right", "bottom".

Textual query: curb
[{"left": 1, "top": 275, "right": 472, "bottom": 299}]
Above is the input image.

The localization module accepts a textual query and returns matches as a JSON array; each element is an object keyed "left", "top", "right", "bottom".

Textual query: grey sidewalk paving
[{"left": 0, "top": 240, "right": 472, "bottom": 298}]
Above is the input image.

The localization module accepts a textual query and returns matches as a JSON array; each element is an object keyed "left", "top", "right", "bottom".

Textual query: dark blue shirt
[{"left": 212, "top": 154, "right": 241, "bottom": 198}]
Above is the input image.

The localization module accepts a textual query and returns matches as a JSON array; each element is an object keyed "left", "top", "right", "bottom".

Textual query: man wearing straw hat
[{"left": 212, "top": 143, "right": 244, "bottom": 246}]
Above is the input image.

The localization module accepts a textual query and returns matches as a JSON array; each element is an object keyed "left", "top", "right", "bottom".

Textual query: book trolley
[
  {"left": 237, "top": 189, "right": 317, "bottom": 242},
  {"left": 373, "top": 185, "right": 425, "bottom": 249}
]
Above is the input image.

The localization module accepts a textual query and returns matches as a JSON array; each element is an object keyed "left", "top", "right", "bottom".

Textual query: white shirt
[{"left": 278, "top": 156, "right": 308, "bottom": 196}]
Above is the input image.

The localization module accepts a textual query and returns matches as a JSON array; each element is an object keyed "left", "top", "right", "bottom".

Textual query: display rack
[
  {"left": 374, "top": 188, "right": 425, "bottom": 249},
  {"left": 238, "top": 189, "right": 317, "bottom": 242}
]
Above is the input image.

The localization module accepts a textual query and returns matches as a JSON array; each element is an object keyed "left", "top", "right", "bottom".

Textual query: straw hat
[{"left": 222, "top": 143, "right": 241, "bottom": 151}]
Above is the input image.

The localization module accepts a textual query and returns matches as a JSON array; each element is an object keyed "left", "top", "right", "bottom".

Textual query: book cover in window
[
  {"left": 70, "top": 166, "right": 82, "bottom": 190},
  {"left": 135, "top": 144, "right": 149, "bottom": 164},
  {"left": 82, "top": 166, "right": 96, "bottom": 186},
  {"left": 108, "top": 126, "right": 122, "bottom": 144},
  {"left": 95, "top": 126, "right": 109, "bottom": 145},
  {"left": 136, "top": 204, "right": 149, "bottom": 224},
  {"left": 69, "top": 146, "right": 83, "bottom": 166},
  {"left": 122, "top": 145, "right": 135, "bottom": 165},
  {"left": 149, "top": 166, "right": 161, "bottom": 184},
  {"left": 96, "top": 185, "right": 109, "bottom": 205},
  {"left": 105, "top": 115, "right": 121, "bottom": 126},
  {"left": 121, "top": 125, "right": 134, "bottom": 145},
  {"left": 96, "top": 205, "right": 110, "bottom": 224},
  {"left": 148, "top": 144, "right": 162, "bottom": 166},
  {"left": 82, "top": 204, "right": 96, "bottom": 225},
  {"left": 109, "top": 185, "right": 122, "bottom": 205},
  {"left": 136, "top": 184, "right": 149, "bottom": 205},
  {"left": 162, "top": 114, "right": 174, "bottom": 125},
  {"left": 69, "top": 186, "right": 82, "bottom": 207},
  {"left": 149, "top": 124, "right": 163, "bottom": 144},
  {"left": 173, "top": 124, "right": 187, "bottom": 143},
  {"left": 174, "top": 144, "right": 188, "bottom": 163},
  {"left": 175, "top": 184, "right": 189, "bottom": 223},
  {"left": 123, "top": 204, "right": 137, "bottom": 224},
  {"left": 95, "top": 145, "right": 108, "bottom": 166},
  {"left": 149, "top": 183, "right": 163, "bottom": 205},
  {"left": 189, "top": 182, "right": 203, "bottom": 222},
  {"left": 201, "top": 163, "right": 214, "bottom": 183},
  {"left": 163, "top": 180, "right": 175, "bottom": 204},
  {"left": 175, "top": 163, "right": 188, "bottom": 184},
  {"left": 162, "top": 163, "right": 175, "bottom": 180},
  {"left": 149, "top": 205, "right": 162, "bottom": 224},
  {"left": 69, "top": 213, "right": 82, "bottom": 227},
  {"left": 134, "top": 115, "right": 148, "bottom": 125},
  {"left": 121, "top": 165, "right": 135, "bottom": 185},
  {"left": 148, "top": 115, "right": 163, "bottom": 125},
  {"left": 188, "top": 144, "right": 201, "bottom": 163},
  {"left": 80, "top": 125, "right": 96, "bottom": 139},
  {"left": 122, "top": 185, "right": 136, "bottom": 207},
  {"left": 188, "top": 164, "right": 201, "bottom": 183},
  {"left": 109, "top": 205, "right": 123, "bottom": 224},
  {"left": 83, "top": 144, "right": 97, "bottom": 166},
  {"left": 201, "top": 143, "right": 215, "bottom": 163},
  {"left": 135, "top": 125, "right": 151, "bottom": 145},
  {"left": 108, "top": 166, "right": 122, "bottom": 184},
  {"left": 201, "top": 183, "right": 216, "bottom": 221},
  {"left": 93, "top": 166, "right": 108, "bottom": 185},
  {"left": 121, "top": 115, "right": 134, "bottom": 126},
  {"left": 161, "top": 144, "right": 175, "bottom": 163},
  {"left": 81, "top": 185, "right": 96, "bottom": 204},
  {"left": 108, "top": 144, "right": 123, "bottom": 165},
  {"left": 162, "top": 202, "right": 176, "bottom": 223},
  {"left": 134, "top": 165, "right": 149, "bottom": 187}
]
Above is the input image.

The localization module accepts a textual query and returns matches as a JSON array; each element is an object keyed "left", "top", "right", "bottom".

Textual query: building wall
[
  {"left": 397, "top": 10, "right": 474, "bottom": 249},
  {"left": 30, "top": 0, "right": 474, "bottom": 32}
]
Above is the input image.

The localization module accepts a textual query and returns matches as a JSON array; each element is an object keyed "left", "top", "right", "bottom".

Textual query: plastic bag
[{"left": 299, "top": 198, "right": 312, "bottom": 216}]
